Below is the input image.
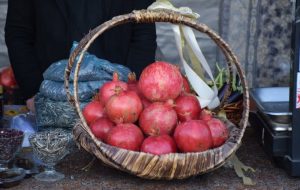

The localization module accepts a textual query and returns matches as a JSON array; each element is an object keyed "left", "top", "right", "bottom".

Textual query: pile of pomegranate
[{"left": 83, "top": 61, "right": 229, "bottom": 155}]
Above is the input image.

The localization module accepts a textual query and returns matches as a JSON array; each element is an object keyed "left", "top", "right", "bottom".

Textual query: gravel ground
[{"left": 8, "top": 126, "right": 300, "bottom": 190}]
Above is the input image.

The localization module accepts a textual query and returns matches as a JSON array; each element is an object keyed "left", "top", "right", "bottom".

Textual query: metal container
[{"left": 250, "top": 87, "right": 292, "bottom": 131}]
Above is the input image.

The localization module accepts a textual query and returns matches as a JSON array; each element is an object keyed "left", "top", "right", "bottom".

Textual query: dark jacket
[{"left": 5, "top": 0, "right": 157, "bottom": 100}]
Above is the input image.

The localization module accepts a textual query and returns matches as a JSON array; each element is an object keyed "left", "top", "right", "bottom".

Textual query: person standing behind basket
[{"left": 5, "top": 0, "right": 157, "bottom": 111}]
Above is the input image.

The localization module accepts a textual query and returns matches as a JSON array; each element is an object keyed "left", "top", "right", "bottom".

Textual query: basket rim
[
  {"left": 73, "top": 117, "right": 241, "bottom": 179},
  {"left": 74, "top": 117, "right": 240, "bottom": 155},
  {"left": 65, "top": 9, "right": 249, "bottom": 179}
]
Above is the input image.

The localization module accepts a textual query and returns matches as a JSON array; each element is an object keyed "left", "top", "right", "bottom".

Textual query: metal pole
[{"left": 287, "top": 0, "right": 300, "bottom": 176}]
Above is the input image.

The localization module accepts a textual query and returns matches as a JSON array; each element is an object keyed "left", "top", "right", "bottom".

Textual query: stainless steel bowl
[{"left": 250, "top": 87, "right": 291, "bottom": 125}]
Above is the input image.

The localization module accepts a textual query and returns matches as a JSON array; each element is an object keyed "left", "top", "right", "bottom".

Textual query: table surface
[{"left": 9, "top": 125, "right": 300, "bottom": 190}]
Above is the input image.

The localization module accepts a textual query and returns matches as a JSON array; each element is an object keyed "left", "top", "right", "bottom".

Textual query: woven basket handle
[{"left": 64, "top": 10, "right": 249, "bottom": 145}]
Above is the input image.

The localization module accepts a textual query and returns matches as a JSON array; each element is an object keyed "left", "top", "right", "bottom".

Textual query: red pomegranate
[
  {"left": 140, "top": 97, "right": 151, "bottom": 108},
  {"left": 127, "top": 72, "right": 151, "bottom": 108},
  {"left": 199, "top": 109, "right": 213, "bottom": 121},
  {"left": 127, "top": 72, "right": 138, "bottom": 92},
  {"left": 105, "top": 87, "right": 143, "bottom": 124},
  {"left": 181, "top": 74, "right": 191, "bottom": 93},
  {"left": 99, "top": 72, "right": 128, "bottom": 104},
  {"left": 141, "top": 135, "right": 177, "bottom": 155},
  {"left": 138, "top": 61, "right": 183, "bottom": 102},
  {"left": 83, "top": 101, "right": 106, "bottom": 125},
  {"left": 92, "top": 93, "right": 101, "bottom": 102},
  {"left": 0, "top": 67, "right": 17, "bottom": 88},
  {"left": 139, "top": 100, "right": 178, "bottom": 136},
  {"left": 174, "top": 120, "right": 213, "bottom": 152},
  {"left": 106, "top": 123, "right": 144, "bottom": 151},
  {"left": 206, "top": 118, "right": 229, "bottom": 148},
  {"left": 175, "top": 93, "right": 202, "bottom": 122},
  {"left": 90, "top": 117, "right": 115, "bottom": 142}
]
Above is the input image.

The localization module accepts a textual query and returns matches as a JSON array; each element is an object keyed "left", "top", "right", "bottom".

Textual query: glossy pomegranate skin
[
  {"left": 138, "top": 61, "right": 183, "bottom": 102},
  {"left": 90, "top": 117, "right": 115, "bottom": 142},
  {"left": 99, "top": 72, "right": 128, "bottom": 104},
  {"left": 127, "top": 72, "right": 138, "bottom": 92},
  {"left": 174, "top": 120, "right": 213, "bottom": 153},
  {"left": 83, "top": 101, "right": 106, "bottom": 125},
  {"left": 140, "top": 96, "right": 151, "bottom": 108},
  {"left": 1, "top": 67, "right": 17, "bottom": 88},
  {"left": 199, "top": 109, "right": 213, "bottom": 121},
  {"left": 106, "top": 90, "right": 143, "bottom": 124},
  {"left": 127, "top": 72, "right": 151, "bottom": 108},
  {"left": 175, "top": 93, "right": 202, "bottom": 122},
  {"left": 141, "top": 135, "right": 177, "bottom": 155},
  {"left": 139, "top": 101, "right": 178, "bottom": 136},
  {"left": 181, "top": 75, "right": 191, "bottom": 93},
  {"left": 106, "top": 123, "right": 144, "bottom": 151},
  {"left": 206, "top": 118, "right": 229, "bottom": 148}
]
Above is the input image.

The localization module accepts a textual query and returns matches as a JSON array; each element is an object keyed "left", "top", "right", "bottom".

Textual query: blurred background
[{"left": 0, "top": 0, "right": 295, "bottom": 88}]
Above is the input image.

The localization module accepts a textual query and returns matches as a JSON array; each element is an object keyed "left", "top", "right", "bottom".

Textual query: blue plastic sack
[
  {"left": 43, "top": 42, "right": 131, "bottom": 82},
  {"left": 34, "top": 93, "right": 88, "bottom": 128},
  {"left": 39, "top": 80, "right": 108, "bottom": 101}
]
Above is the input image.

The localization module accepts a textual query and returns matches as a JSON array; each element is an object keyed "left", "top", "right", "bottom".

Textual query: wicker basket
[
  {"left": 64, "top": 10, "right": 249, "bottom": 180},
  {"left": 224, "top": 99, "right": 243, "bottom": 126}
]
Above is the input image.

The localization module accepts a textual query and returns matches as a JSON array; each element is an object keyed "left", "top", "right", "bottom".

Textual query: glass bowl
[
  {"left": 0, "top": 128, "right": 24, "bottom": 171},
  {"left": 29, "top": 129, "right": 71, "bottom": 182}
]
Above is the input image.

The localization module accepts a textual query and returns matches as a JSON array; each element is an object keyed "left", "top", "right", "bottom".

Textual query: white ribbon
[{"left": 148, "top": 1, "right": 220, "bottom": 109}]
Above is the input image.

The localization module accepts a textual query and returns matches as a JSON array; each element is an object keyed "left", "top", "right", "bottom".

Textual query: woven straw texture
[{"left": 64, "top": 10, "right": 249, "bottom": 180}]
